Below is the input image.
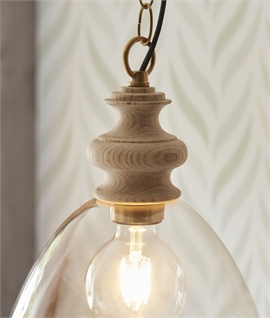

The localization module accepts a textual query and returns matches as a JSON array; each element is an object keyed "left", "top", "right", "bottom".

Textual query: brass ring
[
  {"left": 137, "top": 4, "right": 153, "bottom": 46},
  {"left": 123, "top": 36, "right": 156, "bottom": 78},
  {"left": 139, "top": 0, "right": 154, "bottom": 9}
]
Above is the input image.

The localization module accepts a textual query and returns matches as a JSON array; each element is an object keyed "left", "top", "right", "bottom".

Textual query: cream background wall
[{"left": 36, "top": 1, "right": 268, "bottom": 316}]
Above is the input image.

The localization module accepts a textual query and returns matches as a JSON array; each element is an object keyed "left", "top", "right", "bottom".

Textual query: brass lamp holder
[{"left": 88, "top": 1, "right": 188, "bottom": 225}]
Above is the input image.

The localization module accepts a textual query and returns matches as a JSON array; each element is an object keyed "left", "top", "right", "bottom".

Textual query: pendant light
[{"left": 11, "top": 1, "right": 259, "bottom": 317}]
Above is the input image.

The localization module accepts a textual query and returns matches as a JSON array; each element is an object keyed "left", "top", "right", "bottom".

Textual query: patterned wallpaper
[{"left": 36, "top": 1, "right": 268, "bottom": 315}]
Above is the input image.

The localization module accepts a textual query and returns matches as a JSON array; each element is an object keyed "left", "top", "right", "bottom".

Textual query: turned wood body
[{"left": 88, "top": 86, "right": 187, "bottom": 203}]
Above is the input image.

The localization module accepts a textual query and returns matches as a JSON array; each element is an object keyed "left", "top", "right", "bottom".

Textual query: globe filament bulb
[{"left": 85, "top": 223, "right": 186, "bottom": 317}]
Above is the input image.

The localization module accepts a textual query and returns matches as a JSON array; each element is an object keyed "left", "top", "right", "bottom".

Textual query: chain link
[
  {"left": 123, "top": 0, "right": 155, "bottom": 78},
  {"left": 139, "top": 0, "right": 154, "bottom": 9},
  {"left": 137, "top": 0, "right": 154, "bottom": 45},
  {"left": 137, "top": 3, "right": 153, "bottom": 46}
]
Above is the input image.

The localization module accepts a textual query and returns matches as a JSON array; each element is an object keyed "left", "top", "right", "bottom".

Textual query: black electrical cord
[{"left": 139, "top": 0, "right": 167, "bottom": 71}]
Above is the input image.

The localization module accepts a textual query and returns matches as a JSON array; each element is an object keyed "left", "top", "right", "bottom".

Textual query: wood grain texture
[{"left": 88, "top": 86, "right": 188, "bottom": 203}]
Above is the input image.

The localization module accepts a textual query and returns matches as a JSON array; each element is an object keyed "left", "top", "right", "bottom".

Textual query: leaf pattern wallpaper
[{"left": 36, "top": 1, "right": 268, "bottom": 316}]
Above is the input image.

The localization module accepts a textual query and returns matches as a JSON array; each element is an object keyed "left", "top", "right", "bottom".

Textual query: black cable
[{"left": 139, "top": 0, "right": 167, "bottom": 71}]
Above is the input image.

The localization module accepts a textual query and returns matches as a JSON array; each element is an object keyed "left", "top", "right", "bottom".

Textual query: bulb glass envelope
[{"left": 11, "top": 199, "right": 259, "bottom": 317}]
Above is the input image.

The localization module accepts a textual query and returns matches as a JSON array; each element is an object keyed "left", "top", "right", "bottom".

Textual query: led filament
[{"left": 120, "top": 228, "right": 151, "bottom": 311}]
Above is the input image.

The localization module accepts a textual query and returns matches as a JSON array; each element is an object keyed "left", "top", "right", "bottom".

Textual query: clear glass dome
[{"left": 11, "top": 199, "right": 259, "bottom": 317}]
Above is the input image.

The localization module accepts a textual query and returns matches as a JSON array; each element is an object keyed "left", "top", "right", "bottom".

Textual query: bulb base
[
  {"left": 110, "top": 204, "right": 164, "bottom": 225},
  {"left": 97, "top": 200, "right": 169, "bottom": 225}
]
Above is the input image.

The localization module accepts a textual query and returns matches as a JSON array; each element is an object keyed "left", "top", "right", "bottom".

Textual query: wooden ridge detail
[{"left": 88, "top": 86, "right": 188, "bottom": 203}]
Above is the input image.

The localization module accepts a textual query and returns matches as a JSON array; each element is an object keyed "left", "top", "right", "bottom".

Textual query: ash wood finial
[{"left": 88, "top": 86, "right": 187, "bottom": 204}]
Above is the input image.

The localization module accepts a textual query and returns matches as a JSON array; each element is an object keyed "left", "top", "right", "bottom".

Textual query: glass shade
[{"left": 11, "top": 199, "right": 259, "bottom": 317}]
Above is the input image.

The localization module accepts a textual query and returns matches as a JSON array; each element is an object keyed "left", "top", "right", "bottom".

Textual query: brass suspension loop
[
  {"left": 137, "top": 3, "right": 153, "bottom": 46},
  {"left": 123, "top": 36, "right": 156, "bottom": 78},
  {"left": 123, "top": 0, "right": 162, "bottom": 82}
]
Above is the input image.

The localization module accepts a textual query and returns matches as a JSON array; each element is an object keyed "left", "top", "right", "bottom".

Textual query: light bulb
[{"left": 85, "top": 223, "right": 186, "bottom": 317}]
